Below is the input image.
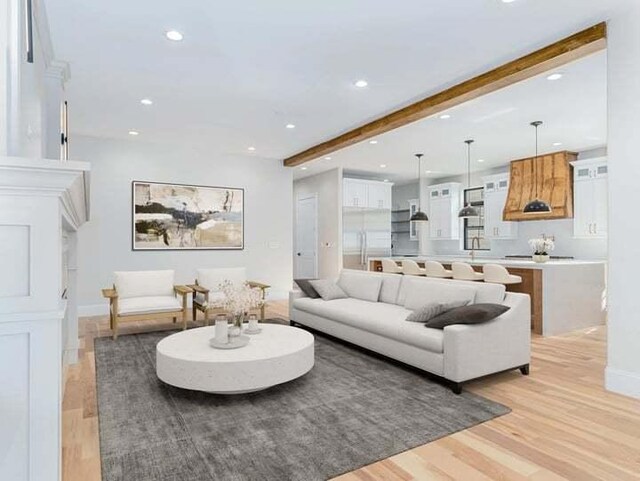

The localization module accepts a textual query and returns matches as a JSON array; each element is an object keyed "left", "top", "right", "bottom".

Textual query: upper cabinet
[
  {"left": 427, "top": 182, "right": 461, "bottom": 240},
  {"left": 571, "top": 158, "right": 607, "bottom": 238},
  {"left": 483, "top": 173, "right": 518, "bottom": 239},
  {"left": 343, "top": 178, "right": 392, "bottom": 209},
  {"left": 504, "top": 151, "right": 577, "bottom": 221}
]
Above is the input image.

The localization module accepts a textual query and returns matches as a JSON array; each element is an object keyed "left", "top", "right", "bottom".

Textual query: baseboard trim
[{"left": 605, "top": 366, "right": 640, "bottom": 399}]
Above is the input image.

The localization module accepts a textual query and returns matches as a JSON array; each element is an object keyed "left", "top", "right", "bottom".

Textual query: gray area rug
[{"left": 95, "top": 319, "right": 510, "bottom": 481}]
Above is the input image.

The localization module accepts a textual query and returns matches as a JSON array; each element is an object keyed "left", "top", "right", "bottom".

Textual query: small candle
[{"left": 215, "top": 316, "right": 228, "bottom": 343}]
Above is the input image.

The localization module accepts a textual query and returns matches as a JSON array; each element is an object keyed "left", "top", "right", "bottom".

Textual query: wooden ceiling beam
[{"left": 283, "top": 22, "right": 607, "bottom": 167}]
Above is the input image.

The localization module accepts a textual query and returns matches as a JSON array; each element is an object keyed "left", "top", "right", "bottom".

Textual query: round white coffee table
[{"left": 156, "top": 324, "right": 314, "bottom": 394}]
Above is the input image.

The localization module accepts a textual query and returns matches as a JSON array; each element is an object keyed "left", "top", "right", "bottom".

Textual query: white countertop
[{"left": 369, "top": 255, "right": 606, "bottom": 269}]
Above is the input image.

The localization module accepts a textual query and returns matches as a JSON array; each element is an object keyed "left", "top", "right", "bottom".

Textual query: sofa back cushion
[
  {"left": 197, "top": 267, "right": 247, "bottom": 291},
  {"left": 379, "top": 273, "right": 402, "bottom": 304},
  {"left": 115, "top": 270, "right": 175, "bottom": 299},
  {"left": 338, "top": 270, "right": 383, "bottom": 302},
  {"left": 403, "top": 277, "right": 477, "bottom": 311},
  {"left": 398, "top": 275, "right": 505, "bottom": 307}
]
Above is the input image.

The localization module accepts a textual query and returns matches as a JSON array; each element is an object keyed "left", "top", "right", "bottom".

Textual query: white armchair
[
  {"left": 102, "top": 270, "right": 192, "bottom": 340},
  {"left": 189, "top": 267, "right": 270, "bottom": 324}
]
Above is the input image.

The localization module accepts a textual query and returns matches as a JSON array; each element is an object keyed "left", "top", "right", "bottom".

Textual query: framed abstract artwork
[{"left": 132, "top": 181, "right": 244, "bottom": 250}]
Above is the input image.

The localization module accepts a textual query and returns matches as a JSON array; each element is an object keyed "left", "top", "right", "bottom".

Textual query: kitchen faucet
[{"left": 469, "top": 236, "right": 481, "bottom": 261}]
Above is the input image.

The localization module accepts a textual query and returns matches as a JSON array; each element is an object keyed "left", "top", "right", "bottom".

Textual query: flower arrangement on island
[{"left": 528, "top": 237, "right": 555, "bottom": 262}]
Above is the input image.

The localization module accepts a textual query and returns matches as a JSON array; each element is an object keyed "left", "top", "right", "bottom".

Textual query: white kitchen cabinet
[
  {"left": 343, "top": 178, "right": 392, "bottom": 209},
  {"left": 483, "top": 174, "right": 518, "bottom": 239},
  {"left": 427, "top": 183, "right": 461, "bottom": 240},
  {"left": 571, "top": 158, "right": 607, "bottom": 238}
]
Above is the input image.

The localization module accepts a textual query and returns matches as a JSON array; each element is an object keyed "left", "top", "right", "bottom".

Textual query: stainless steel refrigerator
[{"left": 343, "top": 206, "right": 392, "bottom": 270}]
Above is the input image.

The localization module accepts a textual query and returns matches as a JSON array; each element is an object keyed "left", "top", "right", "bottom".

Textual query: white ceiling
[
  {"left": 44, "top": 0, "right": 623, "bottom": 163},
  {"left": 298, "top": 50, "right": 607, "bottom": 183}
]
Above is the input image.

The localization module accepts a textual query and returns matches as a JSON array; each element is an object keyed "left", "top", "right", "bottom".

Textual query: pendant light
[
  {"left": 410, "top": 153, "right": 429, "bottom": 222},
  {"left": 523, "top": 121, "right": 552, "bottom": 214},
  {"left": 458, "top": 139, "right": 480, "bottom": 218}
]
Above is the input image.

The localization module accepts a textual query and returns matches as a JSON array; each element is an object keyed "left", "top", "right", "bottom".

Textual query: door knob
[{"left": 297, "top": 252, "right": 301, "bottom": 256}]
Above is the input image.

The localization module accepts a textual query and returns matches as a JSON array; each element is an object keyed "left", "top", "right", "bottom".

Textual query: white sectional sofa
[{"left": 289, "top": 269, "right": 531, "bottom": 393}]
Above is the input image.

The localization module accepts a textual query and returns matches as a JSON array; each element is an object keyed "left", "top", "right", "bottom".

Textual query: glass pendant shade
[
  {"left": 458, "top": 139, "right": 480, "bottom": 218},
  {"left": 458, "top": 203, "right": 480, "bottom": 218},
  {"left": 523, "top": 121, "right": 552, "bottom": 214},
  {"left": 411, "top": 153, "right": 429, "bottom": 222}
]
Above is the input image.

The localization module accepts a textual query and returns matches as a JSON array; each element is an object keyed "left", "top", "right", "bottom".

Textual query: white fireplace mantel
[{"left": 0, "top": 156, "right": 90, "bottom": 481}]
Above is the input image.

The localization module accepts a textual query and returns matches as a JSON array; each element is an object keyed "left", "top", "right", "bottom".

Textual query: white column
[
  {"left": 0, "top": 157, "right": 90, "bottom": 481},
  {"left": 606, "top": 4, "right": 640, "bottom": 399}
]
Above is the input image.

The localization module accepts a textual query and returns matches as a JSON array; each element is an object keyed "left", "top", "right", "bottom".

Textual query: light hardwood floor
[{"left": 63, "top": 301, "right": 640, "bottom": 481}]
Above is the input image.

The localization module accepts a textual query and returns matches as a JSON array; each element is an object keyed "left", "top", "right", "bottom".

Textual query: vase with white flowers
[
  {"left": 213, "top": 280, "right": 263, "bottom": 337},
  {"left": 528, "top": 237, "right": 555, "bottom": 263}
]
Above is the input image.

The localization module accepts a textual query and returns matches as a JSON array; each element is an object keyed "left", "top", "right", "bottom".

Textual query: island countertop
[{"left": 368, "top": 255, "right": 606, "bottom": 270}]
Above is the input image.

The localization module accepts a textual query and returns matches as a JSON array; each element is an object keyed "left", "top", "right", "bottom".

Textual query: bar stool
[
  {"left": 452, "top": 262, "right": 484, "bottom": 281},
  {"left": 424, "top": 261, "right": 453, "bottom": 278},
  {"left": 401, "top": 260, "right": 426, "bottom": 276},
  {"left": 483, "top": 264, "right": 522, "bottom": 285},
  {"left": 381, "top": 258, "right": 403, "bottom": 274}
]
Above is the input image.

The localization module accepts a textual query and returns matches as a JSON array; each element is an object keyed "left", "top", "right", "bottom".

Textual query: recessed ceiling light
[
  {"left": 501, "top": 0, "right": 517, "bottom": 3},
  {"left": 439, "top": 114, "right": 451, "bottom": 120},
  {"left": 369, "top": 140, "right": 378, "bottom": 144},
  {"left": 425, "top": 170, "right": 432, "bottom": 174},
  {"left": 354, "top": 80, "right": 368, "bottom": 88},
  {"left": 301, "top": 166, "right": 307, "bottom": 170},
  {"left": 553, "top": 142, "right": 563, "bottom": 146},
  {"left": 383, "top": 179, "right": 389, "bottom": 183},
  {"left": 166, "top": 30, "right": 184, "bottom": 41},
  {"left": 128, "top": 130, "right": 139, "bottom": 136},
  {"left": 324, "top": 156, "right": 332, "bottom": 160},
  {"left": 286, "top": 123, "right": 296, "bottom": 129},
  {"left": 547, "top": 73, "right": 563, "bottom": 81},
  {"left": 248, "top": 146, "right": 256, "bottom": 151},
  {"left": 380, "top": 164, "right": 387, "bottom": 168},
  {"left": 477, "top": 159, "right": 485, "bottom": 163},
  {"left": 140, "top": 98, "right": 153, "bottom": 105}
]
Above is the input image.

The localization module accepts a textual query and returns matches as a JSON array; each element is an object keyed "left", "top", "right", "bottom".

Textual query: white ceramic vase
[{"left": 532, "top": 254, "right": 550, "bottom": 263}]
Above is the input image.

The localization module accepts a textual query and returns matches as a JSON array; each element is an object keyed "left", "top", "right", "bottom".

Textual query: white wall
[
  {"left": 293, "top": 168, "right": 342, "bottom": 279},
  {"left": 419, "top": 149, "right": 608, "bottom": 260},
  {"left": 606, "top": 4, "right": 640, "bottom": 399},
  {"left": 74, "top": 136, "right": 293, "bottom": 314}
]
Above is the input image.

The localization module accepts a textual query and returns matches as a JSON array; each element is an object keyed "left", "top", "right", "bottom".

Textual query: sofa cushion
[
  {"left": 292, "top": 297, "right": 443, "bottom": 353},
  {"left": 118, "top": 296, "right": 181, "bottom": 316},
  {"left": 338, "top": 270, "right": 382, "bottom": 302},
  {"left": 396, "top": 275, "right": 506, "bottom": 307},
  {"left": 197, "top": 267, "right": 246, "bottom": 291},
  {"left": 309, "top": 280, "right": 348, "bottom": 301},
  {"left": 403, "top": 278, "right": 477, "bottom": 311},
  {"left": 294, "top": 279, "right": 320, "bottom": 299},
  {"left": 114, "top": 270, "right": 175, "bottom": 299},
  {"left": 379, "top": 273, "right": 402, "bottom": 304},
  {"left": 405, "top": 299, "right": 470, "bottom": 323},
  {"left": 425, "top": 303, "right": 511, "bottom": 329}
]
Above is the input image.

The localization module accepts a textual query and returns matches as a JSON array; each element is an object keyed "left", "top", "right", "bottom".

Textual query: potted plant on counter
[{"left": 528, "top": 237, "right": 555, "bottom": 263}]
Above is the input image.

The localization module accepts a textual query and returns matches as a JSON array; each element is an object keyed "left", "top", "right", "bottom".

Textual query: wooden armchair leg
[
  {"left": 192, "top": 304, "right": 197, "bottom": 322},
  {"left": 204, "top": 308, "right": 209, "bottom": 327},
  {"left": 172, "top": 316, "right": 177, "bottom": 324},
  {"left": 181, "top": 294, "right": 188, "bottom": 330},
  {"left": 112, "top": 316, "right": 119, "bottom": 340}
]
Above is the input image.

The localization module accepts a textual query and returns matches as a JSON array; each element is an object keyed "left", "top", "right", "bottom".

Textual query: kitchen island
[{"left": 368, "top": 256, "right": 606, "bottom": 336}]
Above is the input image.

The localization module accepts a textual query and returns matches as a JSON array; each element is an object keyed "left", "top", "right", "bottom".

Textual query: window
[{"left": 463, "top": 187, "right": 490, "bottom": 250}]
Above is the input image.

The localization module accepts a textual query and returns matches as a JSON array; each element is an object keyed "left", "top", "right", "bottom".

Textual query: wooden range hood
[{"left": 503, "top": 150, "right": 576, "bottom": 221}]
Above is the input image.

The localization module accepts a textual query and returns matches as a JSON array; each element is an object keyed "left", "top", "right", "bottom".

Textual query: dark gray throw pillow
[
  {"left": 424, "top": 303, "right": 510, "bottom": 329},
  {"left": 294, "top": 279, "right": 320, "bottom": 299}
]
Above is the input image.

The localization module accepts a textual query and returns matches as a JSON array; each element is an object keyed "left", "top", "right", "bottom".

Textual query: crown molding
[{"left": 33, "top": 0, "right": 71, "bottom": 85}]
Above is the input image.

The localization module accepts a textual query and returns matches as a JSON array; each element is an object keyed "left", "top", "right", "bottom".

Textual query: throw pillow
[
  {"left": 309, "top": 279, "right": 348, "bottom": 301},
  {"left": 294, "top": 279, "right": 320, "bottom": 299},
  {"left": 405, "top": 300, "right": 470, "bottom": 323},
  {"left": 424, "top": 303, "right": 510, "bottom": 330}
]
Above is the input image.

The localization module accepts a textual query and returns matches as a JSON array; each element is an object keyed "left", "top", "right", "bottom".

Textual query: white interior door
[{"left": 295, "top": 194, "right": 318, "bottom": 279}]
